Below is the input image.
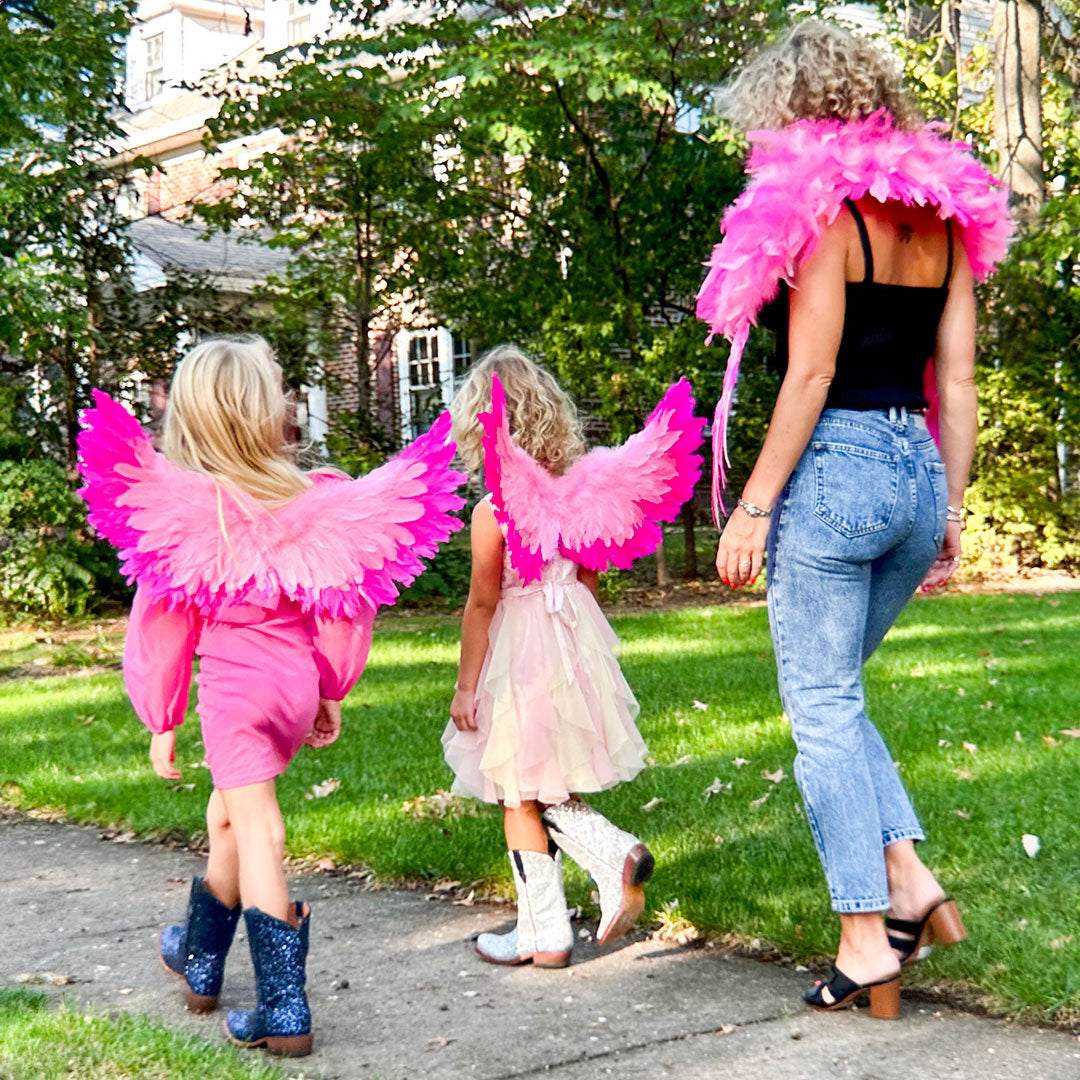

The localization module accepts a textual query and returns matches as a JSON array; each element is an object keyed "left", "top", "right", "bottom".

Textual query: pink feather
[
  {"left": 695, "top": 113, "right": 1015, "bottom": 522},
  {"left": 77, "top": 390, "right": 466, "bottom": 616},
  {"left": 479, "top": 375, "right": 705, "bottom": 584}
]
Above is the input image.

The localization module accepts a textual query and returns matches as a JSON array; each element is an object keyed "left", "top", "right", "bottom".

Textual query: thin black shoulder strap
[
  {"left": 844, "top": 197, "right": 874, "bottom": 284},
  {"left": 943, "top": 218, "right": 954, "bottom": 288}
]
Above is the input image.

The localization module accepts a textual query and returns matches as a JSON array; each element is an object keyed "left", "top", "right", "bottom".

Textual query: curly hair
[
  {"left": 717, "top": 19, "right": 922, "bottom": 133},
  {"left": 450, "top": 345, "right": 586, "bottom": 478}
]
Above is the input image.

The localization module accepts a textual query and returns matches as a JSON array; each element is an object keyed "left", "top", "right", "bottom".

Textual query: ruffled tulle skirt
[{"left": 442, "top": 581, "right": 647, "bottom": 807}]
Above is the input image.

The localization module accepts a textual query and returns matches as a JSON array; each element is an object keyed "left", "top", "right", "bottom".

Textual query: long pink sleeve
[
  {"left": 308, "top": 605, "right": 375, "bottom": 701},
  {"left": 123, "top": 587, "right": 199, "bottom": 735}
]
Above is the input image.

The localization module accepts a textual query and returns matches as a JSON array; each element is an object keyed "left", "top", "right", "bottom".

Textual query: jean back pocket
[{"left": 812, "top": 441, "right": 900, "bottom": 539}]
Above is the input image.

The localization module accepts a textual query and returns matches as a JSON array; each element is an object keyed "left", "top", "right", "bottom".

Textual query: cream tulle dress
[{"left": 442, "top": 499, "right": 648, "bottom": 807}]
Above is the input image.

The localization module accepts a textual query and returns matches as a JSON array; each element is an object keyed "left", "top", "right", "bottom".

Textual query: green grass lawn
[
  {"left": 3, "top": 592, "right": 1080, "bottom": 1020},
  {"left": 0, "top": 989, "right": 284, "bottom": 1080}
]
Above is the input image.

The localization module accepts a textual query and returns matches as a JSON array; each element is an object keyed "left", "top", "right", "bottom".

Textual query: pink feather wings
[
  {"left": 695, "top": 112, "right": 1015, "bottom": 520},
  {"left": 77, "top": 390, "right": 467, "bottom": 617},
  {"left": 479, "top": 374, "right": 705, "bottom": 584}
]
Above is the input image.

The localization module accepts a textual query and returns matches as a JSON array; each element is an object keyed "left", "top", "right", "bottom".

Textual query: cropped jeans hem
[
  {"left": 883, "top": 827, "right": 925, "bottom": 847},
  {"left": 831, "top": 894, "right": 891, "bottom": 915}
]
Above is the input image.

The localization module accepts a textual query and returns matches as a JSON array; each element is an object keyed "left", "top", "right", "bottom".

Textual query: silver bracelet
[
  {"left": 737, "top": 497, "right": 773, "bottom": 519},
  {"left": 946, "top": 503, "right": 966, "bottom": 524}
]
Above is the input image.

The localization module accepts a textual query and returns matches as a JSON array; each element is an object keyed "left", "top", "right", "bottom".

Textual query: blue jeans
[{"left": 766, "top": 408, "right": 948, "bottom": 913}]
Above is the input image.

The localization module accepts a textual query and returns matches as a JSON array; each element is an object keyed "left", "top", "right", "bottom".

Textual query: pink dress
[
  {"left": 124, "top": 590, "right": 373, "bottom": 790},
  {"left": 442, "top": 502, "right": 647, "bottom": 807}
]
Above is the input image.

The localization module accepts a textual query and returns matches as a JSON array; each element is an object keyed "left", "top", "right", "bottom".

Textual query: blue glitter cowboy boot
[
  {"left": 159, "top": 876, "right": 241, "bottom": 1013},
  {"left": 224, "top": 903, "right": 313, "bottom": 1058}
]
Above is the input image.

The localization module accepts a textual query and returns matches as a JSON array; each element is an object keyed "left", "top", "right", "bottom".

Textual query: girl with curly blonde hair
[
  {"left": 443, "top": 345, "right": 660, "bottom": 968},
  {"left": 699, "top": 19, "right": 1013, "bottom": 1017}
]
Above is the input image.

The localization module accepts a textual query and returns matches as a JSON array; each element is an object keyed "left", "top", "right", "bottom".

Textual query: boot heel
[
  {"left": 868, "top": 978, "right": 901, "bottom": 1020},
  {"left": 531, "top": 949, "right": 572, "bottom": 968},
  {"left": 928, "top": 900, "right": 967, "bottom": 946},
  {"left": 183, "top": 988, "right": 219, "bottom": 1014},
  {"left": 624, "top": 843, "right": 655, "bottom": 887},
  {"left": 264, "top": 1033, "right": 314, "bottom": 1057}
]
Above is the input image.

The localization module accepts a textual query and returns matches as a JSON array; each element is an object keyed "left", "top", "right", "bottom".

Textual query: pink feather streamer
[
  {"left": 77, "top": 390, "right": 466, "bottom": 617},
  {"left": 479, "top": 375, "right": 705, "bottom": 584},
  {"left": 695, "top": 112, "right": 1015, "bottom": 524}
]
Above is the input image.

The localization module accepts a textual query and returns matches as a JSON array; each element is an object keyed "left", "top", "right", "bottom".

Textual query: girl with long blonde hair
[
  {"left": 79, "top": 334, "right": 464, "bottom": 1056},
  {"left": 443, "top": 345, "right": 703, "bottom": 966}
]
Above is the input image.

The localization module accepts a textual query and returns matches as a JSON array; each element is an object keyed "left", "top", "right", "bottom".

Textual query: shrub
[{"left": 0, "top": 459, "right": 125, "bottom": 619}]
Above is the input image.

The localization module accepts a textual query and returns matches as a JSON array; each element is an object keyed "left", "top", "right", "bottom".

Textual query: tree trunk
[
  {"left": 681, "top": 500, "right": 698, "bottom": 579},
  {"left": 993, "top": 0, "right": 1045, "bottom": 223},
  {"left": 654, "top": 533, "right": 669, "bottom": 588}
]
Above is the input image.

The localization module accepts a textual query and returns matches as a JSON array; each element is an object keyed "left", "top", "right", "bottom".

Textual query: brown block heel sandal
[
  {"left": 886, "top": 898, "right": 967, "bottom": 966},
  {"left": 803, "top": 965, "right": 902, "bottom": 1020}
]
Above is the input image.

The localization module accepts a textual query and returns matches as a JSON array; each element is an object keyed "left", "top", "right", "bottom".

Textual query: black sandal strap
[{"left": 803, "top": 965, "right": 860, "bottom": 1008}]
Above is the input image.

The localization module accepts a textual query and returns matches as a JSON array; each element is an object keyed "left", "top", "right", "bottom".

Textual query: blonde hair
[
  {"left": 450, "top": 345, "right": 586, "bottom": 477},
  {"left": 162, "top": 335, "right": 312, "bottom": 506},
  {"left": 717, "top": 19, "right": 921, "bottom": 133}
]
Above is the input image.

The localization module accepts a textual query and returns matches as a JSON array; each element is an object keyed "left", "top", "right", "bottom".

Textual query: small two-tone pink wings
[
  {"left": 480, "top": 376, "right": 704, "bottom": 583},
  {"left": 77, "top": 390, "right": 466, "bottom": 617}
]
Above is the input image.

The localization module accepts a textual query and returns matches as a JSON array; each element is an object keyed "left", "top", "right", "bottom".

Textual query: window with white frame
[
  {"left": 144, "top": 33, "right": 164, "bottom": 100},
  {"left": 407, "top": 331, "right": 443, "bottom": 439},
  {"left": 287, "top": 0, "right": 312, "bottom": 44},
  {"left": 399, "top": 328, "right": 473, "bottom": 440},
  {"left": 452, "top": 334, "right": 472, "bottom": 388}
]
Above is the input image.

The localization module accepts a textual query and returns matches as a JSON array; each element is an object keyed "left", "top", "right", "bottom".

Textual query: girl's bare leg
[
  {"left": 219, "top": 780, "right": 291, "bottom": 923},
  {"left": 204, "top": 788, "right": 241, "bottom": 908},
  {"left": 502, "top": 801, "right": 549, "bottom": 853}
]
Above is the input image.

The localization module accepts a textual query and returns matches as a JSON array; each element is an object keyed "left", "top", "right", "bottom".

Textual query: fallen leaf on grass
[
  {"left": 654, "top": 900, "right": 699, "bottom": 946},
  {"left": 401, "top": 790, "right": 477, "bottom": 820},
  {"left": 668, "top": 754, "right": 693, "bottom": 767},
  {"left": 305, "top": 778, "right": 341, "bottom": 800},
  {"left": 1042, "top": 735, "right": 1061, "bottom": 748},
  {"left": 953, "top": 809, "right": 971, "bottom": 820},
  {"left": 1060, "top": 729, "right": 1080, "bottom": 738},
  {"left": 703, "top": 777, "right": 732, "bottom": 799},
  {"left": 749, "top": 791, "right": 771, "bottom": 809},
  {"left": 452, "top": 890, "right": 476, "bottom": 907},
  {"left": 316, "top": 858, "right": 336, "bottom": 872},
  {"left": 1014, "top": 731, "right": 1023, "bottom": 742},
  {"left": 962, "top": 741, "right": 978, "bottom": 754},
  {"left": 692, "top": 700, "right": 709, "bottom": 711},
  {"left": 953, "top": 768, "right": 975, "bottom": 781},
  {"left": 938, "top": 739, "right": 952, "bottom": 748},
  {"left": 640, "top": 797, "right": 665, "bottom": 812},
  {"left": 16, "top": 972, "right": 75, "bottom": 986},
  {"left": 762, "top": 768, "right": 785, "bottom": 784},
  {"left": 731, "top": 757, "right": 749, "bottom": 768},
  {"left": 1050, "top": 935, "right": 1073, "bottom": 950},
  {"left": 1021, "top": 834, "right": 1041, "bottom": 858}
]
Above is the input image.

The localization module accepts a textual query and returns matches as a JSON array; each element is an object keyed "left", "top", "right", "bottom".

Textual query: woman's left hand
[
  {"left": 715, "top": 506, "right": 771, "bottom": 588},
  {"left": 305, "top": 698, "right": 342, "bottom": 749}
]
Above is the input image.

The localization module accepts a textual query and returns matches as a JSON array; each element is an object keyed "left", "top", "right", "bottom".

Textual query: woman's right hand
[
  {"left": 921, "top": 519, "right": 963, "bottom": 590},
  {"left": 450, "top": 687, "right": 477, "bottom": 731}
]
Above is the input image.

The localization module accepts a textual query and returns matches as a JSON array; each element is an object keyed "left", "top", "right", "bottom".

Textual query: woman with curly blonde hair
[
  {"left": 697, "top": 20, "right": 1013, "bottom": 1016},
  {"left": 442, "top": 345, "right": 699, "bottom": 967}
]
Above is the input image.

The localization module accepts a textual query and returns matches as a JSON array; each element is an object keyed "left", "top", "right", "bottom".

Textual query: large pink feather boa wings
[
  {"left": 695, "top": 112, "right": 1015, "bottom": 522},
  {"left": 479, "top": 374, "right": 705, "bottom": 584},
  {"left": 77, "top": 390, "right": 467, "bottom": 618}
]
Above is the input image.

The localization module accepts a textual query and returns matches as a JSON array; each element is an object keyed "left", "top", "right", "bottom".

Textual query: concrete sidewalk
[{"left": 2, "top": 816, "right": 1077, "bottom": 1080}]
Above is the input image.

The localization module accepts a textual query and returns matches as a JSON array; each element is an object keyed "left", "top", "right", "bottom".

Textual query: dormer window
[
  {"left": 287, "top": 1, "right": 311, "bottom": 44},
  {"left": 144, "top": 33, "right": 164, "bottom": 99}
]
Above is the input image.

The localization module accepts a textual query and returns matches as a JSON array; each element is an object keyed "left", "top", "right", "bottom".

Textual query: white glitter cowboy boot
[
  {"left": 475, "top": 850, "right": 573, "bottom": 968},
  {"left": 542, "top": 799, "right": 654, "bottom": 946}
]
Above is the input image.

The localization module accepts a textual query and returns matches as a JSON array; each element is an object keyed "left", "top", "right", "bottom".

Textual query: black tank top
[{"left": 760, "top": 199, "right": 953, "bottom": 411}]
